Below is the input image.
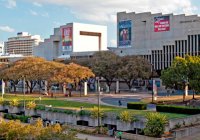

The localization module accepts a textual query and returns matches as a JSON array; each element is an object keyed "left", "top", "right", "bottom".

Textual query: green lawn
[{"left": 2, "top": 94, "right": 189, "bottom": 119}]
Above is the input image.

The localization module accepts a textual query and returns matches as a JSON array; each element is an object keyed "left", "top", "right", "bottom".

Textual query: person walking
[
  {"left": 118, "top": 100, "right": 122, "bottom": 106},
  {"left": 117, "top": 131, "right": 122, "bottom": 140}
]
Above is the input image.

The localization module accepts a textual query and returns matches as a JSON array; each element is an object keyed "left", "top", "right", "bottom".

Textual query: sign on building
[
  {"left": 118, "top": 20, "right": 132, "bottom": 47},
  {"left": 62, "top": 27, "right": 73, "bottom": 51},
  {"left": 154, "top": 16, "right": 170, "bottom": 32}
]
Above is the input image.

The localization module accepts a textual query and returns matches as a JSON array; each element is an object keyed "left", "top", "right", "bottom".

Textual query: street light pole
[
  {"left": 97, "top": 77, "right": 100, "bottom": 128},
  {"left": 151, "top": 64, "right": 154, "bottom": 103},
  {"left": 23, "top": 77, "right": 25, "bottom": 111}
]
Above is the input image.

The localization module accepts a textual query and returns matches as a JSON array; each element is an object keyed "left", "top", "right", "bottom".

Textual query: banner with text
[
  {"left": 62, "top": 27, "right": 73, "bottom": 51},
  {"left": 119, "top": 20, "right": 132, "bottom": 47},
  {"left": 154, "top": 16, "right": 170, "bottom": 32}
]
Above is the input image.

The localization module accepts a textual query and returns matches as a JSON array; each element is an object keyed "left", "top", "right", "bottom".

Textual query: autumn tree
[
  {"left": 91, "top": 51, "right": 121, "bottom": 92},
  {"left": 117, "top": 55, "right": 151, "bottom": 89}
]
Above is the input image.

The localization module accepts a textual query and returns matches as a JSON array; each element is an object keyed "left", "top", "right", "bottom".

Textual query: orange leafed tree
[{"left": 0, "top": 57, "right": 94, "bottom": 96}]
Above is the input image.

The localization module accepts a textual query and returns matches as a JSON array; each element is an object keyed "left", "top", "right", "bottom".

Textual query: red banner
[{"left": 154, "top": 16, "right": 170, "bottom": 32}]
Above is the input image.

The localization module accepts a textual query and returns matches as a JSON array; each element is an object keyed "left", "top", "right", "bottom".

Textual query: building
[
  {"left": 0, "top": 42, "right": 4, "bottom": 55},
  {"left": 0, "top": 54, "right": 25, "bottom": 63},
  {"left": 34, "top": 22, "right": 107, "bottom": 60},
  {"left": 5, "top": 32, "right": 42, "bottom": 56},
  {"left": 114, "top": 12, "right": 200, "bottom": 74}
]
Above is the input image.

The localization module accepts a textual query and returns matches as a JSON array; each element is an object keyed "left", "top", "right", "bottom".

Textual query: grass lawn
[
  {"left": 141, "top": 95, "right": 200, "bottom": 104},
  {"left": 2, "top": 94, "right": 189, "bottom": 119}
]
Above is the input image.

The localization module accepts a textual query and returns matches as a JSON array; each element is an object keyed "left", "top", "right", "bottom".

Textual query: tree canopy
[
  {"left": 161, "top": 55, "right": 200, "bottom": 99},
  {"left": 0, "top": 57, "right": 94, "bottom": 94}
]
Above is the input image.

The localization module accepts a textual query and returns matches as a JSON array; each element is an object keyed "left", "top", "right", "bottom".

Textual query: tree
[
  {"left": 161, "top": 55, "right": 200, "bottom": 100},
  {"left": 91, "top": 51, "right": 121, "bottom": 92},
  {"left": 0, "top": 57, "right": 94, "bottom": 97},
  {"left": 117, "top": 55, "right": 151, "bottom": 89}
]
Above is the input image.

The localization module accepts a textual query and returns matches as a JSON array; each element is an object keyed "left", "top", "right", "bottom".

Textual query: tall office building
[
  {"left": 5, "top": 32, "right": 42, "bottom": 56},
  {"left": 114, "top": 12, "right": 200, "bottom": 74}
]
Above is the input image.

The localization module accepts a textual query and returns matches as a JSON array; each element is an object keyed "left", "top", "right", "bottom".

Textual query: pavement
[{"left": 77, "top": 133, "right": 124, "bottom": 140}]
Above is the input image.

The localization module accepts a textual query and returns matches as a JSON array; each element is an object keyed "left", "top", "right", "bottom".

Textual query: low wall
[
  {"left": 121, "top": 132, "right": 167, "bottom": 140},
  {"left": 169, "top": 114, "right": 200, "bottom": 129},
  {"left": 172, "top": 125, "right": 200, "bottom": 139}
]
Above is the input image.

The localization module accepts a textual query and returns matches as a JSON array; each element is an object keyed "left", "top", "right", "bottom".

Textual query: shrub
[
  {"left": 119, "top": 111, "right": 133, "bottom": 122},
  {"left": 63, "top": 110, "right": 74, "bottom": 115},
  {"left": 156, "top": 105, "right": 200, "bottom": 115},
  {"left": 36, "top": 105, "right": 45, "bottom": 110},
  {"left": 144, "top": 112, "right": 167, "bottom": 137},
  {"left": 127, "top": 102, "right": 147, "bottom": 110},
  {"left": 9, "top": 99, "right": 19, "bottom": 107},
  {"left": 90, "top": 106, "right": 104, "bottom": 119},
  {"left": 26, "top": 101, "right": 36, "bottom": 109},
  {"left": 94, "top": 126, "right": 108, "bottom": 135},
  {"left": 78, "top": 110, "right": 91, "bottom": 116},
  {"left": 0, "top": 98, "right": 4, "bottom": 105}
]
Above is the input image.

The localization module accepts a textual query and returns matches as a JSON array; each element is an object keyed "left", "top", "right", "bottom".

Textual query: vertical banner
[
  {"left": 119, "top": 20, "right": 132, "bottom": 47},
  {"left": 154, "top": 16, "right": 170, "bottom": 32},
  {"left": 62, "top": 27, "right": 73, "bottom": 51}
]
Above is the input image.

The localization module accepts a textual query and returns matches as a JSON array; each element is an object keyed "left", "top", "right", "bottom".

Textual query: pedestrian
[
  {"left": 118, "top": 100, "right": 122, "bottom": 106},
  {"left": 117, "top": 131, "right": 122, "bottom": 140}
]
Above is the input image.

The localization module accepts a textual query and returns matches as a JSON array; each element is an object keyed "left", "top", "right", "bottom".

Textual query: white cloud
[
  {"left": 6, "top": 0, "right": 16, "bottom": 8},
  {"left": 33, "top": 2, "right": 42, "bottom": 7},
  {"left": 0, "top": 26, "right": 15, "bottom": 32},
  {"left": 30, "top": 10, "right": 38, "bottom": 16},
  {"left": 26, "top": 0, "right": 196, "bottom": 23}
]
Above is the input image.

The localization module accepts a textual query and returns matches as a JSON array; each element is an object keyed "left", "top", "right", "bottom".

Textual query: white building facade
[
  {"left": 34, "top": 22, "right": 107, "bottom": 60},
  {"left": 5, "top": 32, "right": 42, "bottom": 56}
]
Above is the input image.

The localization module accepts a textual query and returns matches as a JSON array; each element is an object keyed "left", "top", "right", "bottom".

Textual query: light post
[
  {"left": 23, "top": 77, "right": 25, "bottom": 111},
  {"left": 96, "top": 77, "right": 101, "bottom": 130},
  {"left": 151, "top": 64, "right": 154, "bottom": 103}
]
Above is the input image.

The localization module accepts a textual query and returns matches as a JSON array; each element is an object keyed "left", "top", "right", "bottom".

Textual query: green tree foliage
[
  {"left": 118, "top": 55, "right": 151, "bottom": 89},
  {"left": 91, "top": 51, "right": 121, "bottom": 92},
  {"left": 144, "top": 113, "right": 167, "bottom": 137},
  {"left": 161, "top": 55, "right": 200, "bottom": 100}
]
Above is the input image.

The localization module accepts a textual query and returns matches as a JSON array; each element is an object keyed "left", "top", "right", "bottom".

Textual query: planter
[
  {"left": 8, "top": 106, "right": 21, "bottom": 114},
  {"left": 0, "top": 105, "right": 5, "bottom": 111},
  {"left": 25, "top": 109, "right": 36, "bottom": 116}
]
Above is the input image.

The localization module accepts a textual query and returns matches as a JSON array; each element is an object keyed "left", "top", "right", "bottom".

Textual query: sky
[{"left": 0, "top": 0, "right": 200, "bottom": 47}]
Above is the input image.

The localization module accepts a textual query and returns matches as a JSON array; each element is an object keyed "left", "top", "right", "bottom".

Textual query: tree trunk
[{"left": 193, "top": 90, "right": 195, "bottom": 99}]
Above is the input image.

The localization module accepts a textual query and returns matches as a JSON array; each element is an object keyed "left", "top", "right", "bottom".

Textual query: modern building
[
  {"left": 0, "top": 42, "right": 4, "bottom": 55},
  {"left": 5, "top": 32, "right": 42, "bottom": 56},
  {"left": 34, "top": 22, "right": 107, "bottom": 60},
  {"left": 114, "top": 12, "right": 200, "bottom": 74}
]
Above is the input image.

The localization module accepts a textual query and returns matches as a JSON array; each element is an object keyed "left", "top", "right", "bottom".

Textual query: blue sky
[{"left": 0, "top": 0, "right": 200, "bottom": 47}]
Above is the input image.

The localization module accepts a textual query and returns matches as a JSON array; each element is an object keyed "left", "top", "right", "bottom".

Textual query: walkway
[{"left": 77, "top": 133, "right": 124, "bottom": 140}]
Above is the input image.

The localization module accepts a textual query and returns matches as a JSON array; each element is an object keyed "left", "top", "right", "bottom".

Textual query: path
[{"left": 77, "top": 133, "right": 124, "bottom": 140}]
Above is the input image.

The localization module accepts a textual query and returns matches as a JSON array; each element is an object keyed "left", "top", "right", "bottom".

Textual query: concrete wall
[
  {"left": 173, "top": 125, "right": 200, "bottom": 139},
  {"left": 33, "top": 22, "right": 107, "bottom": 61},
  {"left": 169, "top": 114, "right": 200, "bottom": 129}
]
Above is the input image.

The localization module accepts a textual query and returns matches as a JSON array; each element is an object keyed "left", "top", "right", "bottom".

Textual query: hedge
[
  {"left": 156, "top": 105, "right": 200, "bottom": 115},
  {"left": 127, "top": 102, "right": 147, "bottom": 110}
]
